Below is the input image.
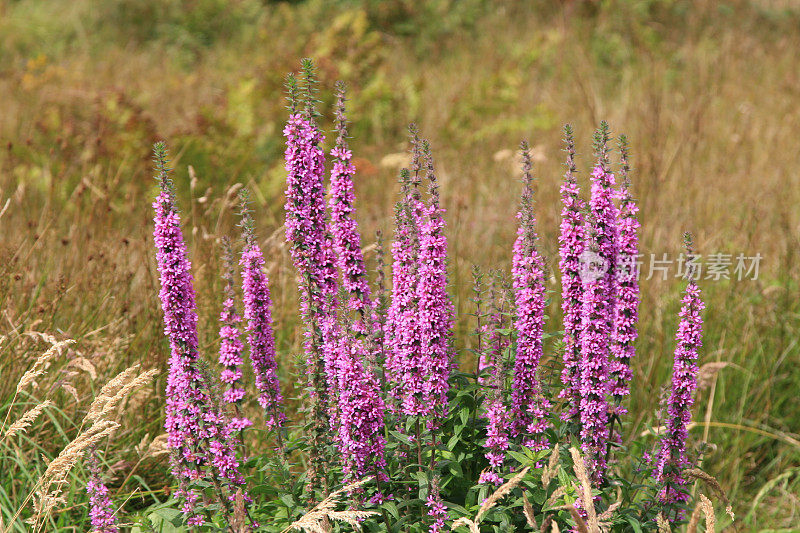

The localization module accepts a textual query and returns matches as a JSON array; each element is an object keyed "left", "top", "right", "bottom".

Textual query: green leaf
[
  {"left": 147, "top": 508, "right": 186, "bottom": 533},
  {"left": 383, "top": 501, "right": 400, "bottom": 520},
  {"left": 279, "top": 494, "right": 295, "bottom": 508},
  {"left": 627, "top": 517, "right": 643, "bottom": 533}
]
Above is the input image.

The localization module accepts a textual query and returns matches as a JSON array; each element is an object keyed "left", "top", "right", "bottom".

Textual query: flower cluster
[
  {"left": 241, "top": 242, "right": 285, "bottom": 433},
  {"left": 332, "top": 331, "right": 387, "bottom": 483},
  {"left": 479, "top": 311, "right": 511, "bottom": 486},
  {"left": 385, "top": 170, "right": 425, "bottom": 416},
  {"left": 510, "top": 143, "right": 550, "bottom": 450},
  {"left": 577, "top": 124, "right": 619, "bottom": 482},
  {"left": 558, "top": 125, "right": 586, "bottom": 423},
  {"left": 609, "top": 137, "right": 640, "bottom": 414},
  {"left": 655, "top": 235, "right": 704, "bottom": 516},
  {"left": 426, "top": 476, "right": 447, "bottom": 533},
  {"left": 283, "top": 105, "right": 339, "bottom": 484},
  {"left": 152, "top": 144, "right": 245, "bottom": 522},
  {"left": 328, "top": 82, "right": 372, "bottom": 331},
  {"left": 86, "top": 451, "right": 118, "bottom": 533},
  {"left": 218, "top": 240, "right": 251, "bottom": 432},
  {"left": 414, "top": 146, "right": 454, "bottom": 426},
  {"left": 140, "top": 74, "right": 714, "bottom": 532}
]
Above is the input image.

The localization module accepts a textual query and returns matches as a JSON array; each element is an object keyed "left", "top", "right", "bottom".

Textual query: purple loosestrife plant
[
  {"left": 386, "top": 169, "right": 424, "bottom": 416},
  {"left": 387, "top": 131, "right": 431, "bottom": 421},
  {"left": 609, "top": 136, "right": 640, "bottom": 416},
  {"left": 479, "top": 311, "right": 511, "bottom": 486},
  {"left": 510, "top": 142, "right": 550, "bottom": 451},
  {"left": 218, "top": 237, "right": 251, "bottom": 433},
  {"left": 328, "top": 82, "right": 372, "bottom": 332},
  {"left": 557, "top": 125, "right": 587, "bottom": 424},
  {"left": 239, "top": 197, "right": 286, "bottom": 448},
  {"left": 86, "top": 450, "right": 118, "bottom": 533},
  {"left": 655, "top": 234, "right": 704, "bottom": 520},
  {"left": 577, "top": 124, "right": 619, "bottom": 482},
  {"left": 415, "top": 142, "right": 455, "bottom": 428},
  {"left": 152, "top": 143, "right": 246, "bottom": 524},
  {"left": 283, "top": 63, "right": 339, "bottom": 489},
  {"left": 426, "top": 475, "right": 448, "bottom": 533}
]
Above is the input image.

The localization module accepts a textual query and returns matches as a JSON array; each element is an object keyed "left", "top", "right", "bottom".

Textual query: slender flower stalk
[
  {"left": 558, "top": 125, "right": 587, "bottom": 424},
  {"left": 152, "top": 143, "right": 245, "bottom": 524},
  {"left": 479, "top": 310, "right": 511, "bottom": 486},
  {"left": 415, "top": 141, "right": 455, "bottom": 428},
  {"left": 655, "top": 234, "right": 704, "bottom": 519},
  {"left": 609, "top": 136, "right": 640, "bottom": 415},
  {"left": 385, "top": 169, "right": 423, "bottom": 415},
  {"left": 239, "top": 196, "right": 285, "bottom": 445},
  {"left": 370, "top": 229, "right": 389, "bottom": 372},
  {"left": 589, "top": 122, "right": 620, "bottom": 329},
  {"left": 283, "top": 61, "right": 339, "bottom": 490},
  {"left": 218, "top": 237, "right": 251, "bottom": 433},
  {"left": 577, "top": 123, "right": 619, "bottom": 482},
  {"left": 426, "top": 475, "right": 447, "bottom": 533},
  {"left": 510, "top": 141, "right": 550, "bottom": 451},
  {"left": 86, "top": 450, "right": 118, "bottom": 533},
  {"left": 329, "top": 82, "right": 372, "bottom": 332}
]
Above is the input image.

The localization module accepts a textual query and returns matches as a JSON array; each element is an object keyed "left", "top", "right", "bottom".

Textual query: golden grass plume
[{"left": 282, "top": 478, "right": 379, "bottom": 533}]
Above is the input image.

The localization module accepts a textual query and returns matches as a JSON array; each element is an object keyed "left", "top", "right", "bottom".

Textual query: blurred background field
[{"left": 1, "top": 0, "right": 799, "bottom": 529}]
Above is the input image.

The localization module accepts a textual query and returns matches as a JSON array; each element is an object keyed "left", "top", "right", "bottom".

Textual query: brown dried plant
[
  {"left": 686, "top": 493, "right": 717, "bottom": 533},
  {"left": 451, "top": 466, "right": 531, "bottom": 532},
  {"left": 1, "top": 360, "right": 156, "bottom": 533},
  {"left": 282, "top": 478, "right": 379, "bottom": 533}
]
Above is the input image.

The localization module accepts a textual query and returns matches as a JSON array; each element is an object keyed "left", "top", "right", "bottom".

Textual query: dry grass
[
  {"left": 0, "top": 400, "right": 53, "bottom": 444},
  {"left": 282, "top": 478, "right": 379, "bottom": 533},
  {"left": 1, "top": 348, "right": 157, "bottom": 532},
  {"left": 451, "top": 466, "right": 530, "bottom": 532},
  {"left": 686, "top": 493, "right": 716, "bottom": 533}
]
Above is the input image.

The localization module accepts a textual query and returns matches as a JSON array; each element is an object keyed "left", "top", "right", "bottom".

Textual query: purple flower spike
[
  {"left": 655, "top": 234, "right": 704, "bottom": 518},
  {"left": 577, "top": 123, "right": 619, "bottom": 482},
  {"left": 480, "top": 311, "right": 511, "bottom": 486},
  {"left": 415, "top": 142, "right": 455, "bottom": 427},
  {"left": 218, "top": 238, "right": 251, "bottom": 432},
  {"left": 557, "top": 125, "right": 587, "bottom": 423},
  {"left": 386, "top": 168, "right": 423, "bottom": 416},
  {"left": 609, "top": 137, "right": 640, "bottom": 415},
  {"left": 239, "top": 223, "right": 285, "bottom": 437},
  {"left": 86, "top": 451, "right": 118, "bottom": 533},
  {"left": 426, "top": 476, "right": 448, "bottom": 533},
  {"left": 283, "top": 111, "right": 339, "bottom": 377},
  {"left": 510, "top": 142, "right": 551, "bottom": 451},
  {"left": 152, "top": 143, "right": 246, "bottom": 520},
  {"left": 577, "top": 232, "right": 612, "bottom": 483},
  {"left": 329, "top": 82, "right": 372, "bottom": 332}
]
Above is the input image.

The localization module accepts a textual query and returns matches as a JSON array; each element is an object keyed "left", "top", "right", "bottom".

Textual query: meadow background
[{"left": 1, "top": 0, "right": 799, "bottom": 529}]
